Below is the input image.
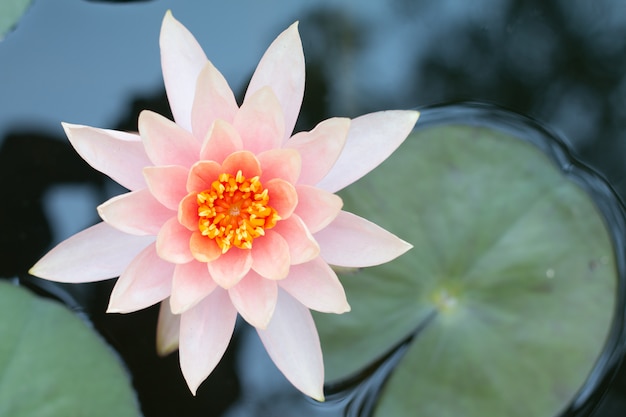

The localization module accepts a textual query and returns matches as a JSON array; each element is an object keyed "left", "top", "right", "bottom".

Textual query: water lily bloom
[{"left": 30, "top": 11, "right": 418, "bottom": 400}]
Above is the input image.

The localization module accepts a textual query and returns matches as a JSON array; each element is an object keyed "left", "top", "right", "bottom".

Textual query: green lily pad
[
  {"left": 0, "top": 0, "right": 32, "bottom": 40},
  {"left": 0, "top": 281, "right": 141, "bottom": 417},
  {"left": 316, "top": 123, "right": 617, "bottom": 417}
]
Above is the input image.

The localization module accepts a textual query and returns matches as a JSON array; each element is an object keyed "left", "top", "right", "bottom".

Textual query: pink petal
[
  {"left": 207, "top": 248, "right": 252, "bottom": 289},
  {"left": 160, "top": 11, "right": 208, "bottom": 132},
  {"left": 62, "top": 123, "right": 150, "bottom": 191},
  {"left": 265, "top": 178, "right": 297, "bottom": 219},
  {"left": 29, "top": 222, "right": 154, "bottom": 283},
  {"left": 139, "top": 110, "right": 200, "bottom": 167},
  {"left": 285, "top": 118, "right": 350, "bottom": 186},
  {"left": 143, "top": 165, "right": 189, "bottom": 210},
  {"left": 272, "top": 214, "right": 319, "bottom": 265},
  {"left": 228, "top": 270, "right": 278, "bottom": 329},
  {"left": 316, "top": 110, "right": 420, "bottom": 192},
  {"left": 156, "top": 217, "right": 194, "bottom": 264},
  {"left": 186, "top": 160, "right": 223, "bottom": 193},
  {"left": 315, "top": 211, "right": 413, "bottom": 267},
  {"left": 279, "top": 257, "right": 349, "bottom": 314},
  {"left": 199, "top": 119, "right": 243, "bottom": 163},
  {"left": 178, "top": 193, "right": 199, "bottom": 231},
  {"left": 245, "top": 22, "right": 304, "bottom": 142},
  {"left": 234, "top": 87, "right": 285, "bottom": 154},
  {"left": 294, "top": 185, "right": 343, "bottom": 233},
  {"left": 107, "top": 243, "right": 174, "bottom": 313},
  {"left": 156, "top": 300, "right": 180, "bottom": 356},
  {"left": 179, "top": 288, "right": 237, "bottom": 395},
  {"left": 257, "top": 290, "right": 324, "bottom": 401},
  {"left": 97, "top": 189, "right": 174, "bottom": 235},
  {"left": 257, "top": 148, "right": 301, "bottom": 183},
  {"left": 221, "top": 151, "right": 262, "bottom": 178},
  {"left": 251, "top": 230, "right": 290, "bottom": 280},
  {"left": 191, "top": 61, "right": 239, "bottom": 140},
  {"left": 189, "top": 232, "right": 222, "bottom": 263},
  {"left": 170, "top": 261, "right": 218, "bottom": 314}
]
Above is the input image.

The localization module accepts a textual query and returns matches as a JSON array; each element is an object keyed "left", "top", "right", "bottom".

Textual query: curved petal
[
  {"left": 178, "top": 193, "right": 199, "bottom": 231},
  {"left": 170, "top": 261, "right": 218, "bottom": 314},
  {"left": 143, "top": 165, "right": 189, "bottom": 210},
  {"left": 294, "top": 185, "right": 343, "bottom": 233},
  {"left": 189, "top": 231, "right": 222, "bottom": 263},
  {"left": 251, "top": 230, "right": 290, "bottom": 280},
  {"left": 245, "top": 22, "right": 304, "bottom": 142},
  {"left": 160, "top": 11, "right": 208, "bottom": 132},
  {"left": 257, "top": 148, "right": 301, "bottom": 184},
  {"left": 139, "top": 110, "right": 200, "bottom": 167},
  {"left": 272, "top": 214, "right": 319, "bottom": 265},
  {"left": 179, "top": 288, "right": 237, "bottom": 395},
  {"left": 199, "top": 119, "right": 243, "bottom": 164},
  {"left": 29, "top": 222, "right": 154, "bottom": 283},
  {"left": 62, "top": 123, "right": 150, "bottom": 191},
  {"left": 107, "top": 243, "right": 174, "bottom": 313},
  {"left": 285, "top": 118, "right": 350, "bottom": 186},
  {"left": 207, "top": 248, "right": 252, "bottom": 289},
  {"left": 257, "top": 290, "right": 324, "bottom": 401},
  {"left": 191, "top": 61, "right": 239, "bottom": 140},
  {"left": 228, "top": 271, "right": 277, "bottom": 329},
  {"left": 156, "top": 217, "right": 194, "bottom": 264},
  {"left": 221, "top": 150, "right": 262, "bottom": 178},
  {"left": 186, "top": 160, "right": 222, "bottom": 193},
  {"left": 156, "top": 300, "right": 181, "bottom": 356},
  {"left": 234, "top": 87, "right": 285, "bottom": 154},
  {"left": 315, "top": 211, "right": 413, "bottom": 267},
  {"left": 97, "top": 189, "right": 174, "bottom": 235},
  {"left": 279, "top": 257, "right": 349, "bottom": 314},
  {"left": 265, "top": 178, "right": 297, "bottom": 219},
  {"left": 316, "top": 110, "right": 420, "bottom": 192}
]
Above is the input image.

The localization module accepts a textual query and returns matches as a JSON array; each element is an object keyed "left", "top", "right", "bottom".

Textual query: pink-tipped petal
[
  {"left": 285, "top": 118, "right": 350, "bottom": 186},
  {"left": 234, "top": 87, "right": 285, "bottom": 154},
  {"left": 139, "top": 110, "right": 200, "bottom": 167},
  {"left": 189, "top": 232, "right": 222, "bottom": 263},
  {"left": 279, "top": 257, "right": 349, "bottom": 314},
  {"left": 221, "top": 151, "right": 262, "bottom": 178},
  {"left": 228, "top": 271, "right": 277, "bottom": 329},
  {"left": 160, "top": 11, "right": 208, "bottom": 132},
  {"left": 257, "top": 290, "right": 324, "bottom": 401},
  {"left": 143, "top": 165, "right": 189, "bottom": 210},
  {"left": 97, "top": 189, "right": 174, "bottom": 235},
  {"left": 316, "top": 110, "right": 420, "bottom": 192},
  {"left": 29, "top": 222, "right": 154, "bottom": 283},
  {"left": 272, "top": 214, "right": 319, "bottom": 265},
  {"left": 294, "top": 185, "right": 343, "bottom": 233},
  {"left": 178, "top": 193, "right": 200, "bottom": 231},
  {"left": 186, "top": 160, "right": 223, "bottom": 193},
  {"left": 191, "top": 62, "right": 239, "bottom": 140},
  {"left": 245, "top": 22, "right": 304, "bottom": 141},
  {"left": 156, "top": 217, "right": 195, "bottom": 264},
  {"left": 170, "top": 261, "right": 218, "bottom": 314},
  {"left": 199, "top": 120, "right": 243, "bottom": 163},
  {"left": 179, "top": 289, "right": 237, "bottom": 395},
  {"left": 207, "top": 248, "right": 252, "bottom": 289},
  {"left": 315, "top": 211, "right": 413, "bottom": 267},
  {"left": 251, "top": 230, "right": 290, "bottom": 280},
  {"left": 257, "top": 148, "right": 301, "bottom": 183},
  {"left": 62, "top": 123, "right": 150, "bottom": 191},
  {"left": 265, "top": 178, "right": 298, "bottom": 219},
  {"left": 156, "top": 299, "right": 181, "bottom": 356},
  {"left": 107, "top": 243, "right": 174, "bottom": 313}
]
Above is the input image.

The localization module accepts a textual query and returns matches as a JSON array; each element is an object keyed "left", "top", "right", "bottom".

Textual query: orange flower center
[{"left": 197, "top": 170, "right": 280, "bottom": 253}]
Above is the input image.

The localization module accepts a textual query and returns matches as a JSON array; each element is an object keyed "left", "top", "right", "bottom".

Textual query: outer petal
[
  {"left": 156, "top": 217, "right": 195, "bottom": 264},
  {"left": 294, "top": 185, "right": 343, "bottom": 233},
  {"left": 62, "top": 123, "right": 150, "bottom": 191},
  {"left": 257, "top": 148, "right": 301, "bottom": 184},
  {"left": 139, "top": 110, "right": 200, "bottom": 167},
  {"left": 107, "top": 243, "right": 174, "bottom": 313},
  {"left": 279, "top": 257, "right": 350, "bottom": 314},
  {"left": 156, "top": 299, "right": 180, "bottom": 356},
  {"left": 179, "top": 289, "right": 237, "bottom": 395},
  {"left": 143, "top": 165, "right": 189, "bottom": 210},
  {"left": 272, "top": 214, "right": 319, "bottom": 265},
  {"left": 234, "top": 87, "right": 285, "bottom": 154},
  {"left": 207, "top": 248, "right": 252, "bottom": 289},
  {"left": 257, "top": 290, "right": 324, "bottom": 401},
  {"left": 245, "top": 22, "right": 304, "bottom": 142},
  {"left": 228, "top": 271, "right": 277, "bottom": 329},
  {"left": 285, "top": 118, "right": 350, "bottom": 186},
  {"left": 97, "top": 189, "right": 174, "bottom": 235},
  {"left": 160, "top": 11, "right": 208, "bottom": 132},
  {"left": 316, "top": 110, "right": 420, "bottom": 192},
  {"left": 29, "top": 222, "right": 154, "bottom": 283},
  {"left": 191, "top": 62, "right": 239, "bottom": 140},
  {"left": 170, "top": 261, "right": 218, "bottom": 314},
  {"left": 199, "top": 119, "right": 243, "bottom": 163},
  {"left": 251, "top": 230, "right": 290, "bottom": 280},
  {"left": 315, "top": 211, "right": 413, "bottom": 267}
]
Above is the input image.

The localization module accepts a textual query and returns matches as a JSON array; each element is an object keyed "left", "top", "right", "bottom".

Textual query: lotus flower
[{"left": 30, "top": 11, "right": 418, "bottom": 400}]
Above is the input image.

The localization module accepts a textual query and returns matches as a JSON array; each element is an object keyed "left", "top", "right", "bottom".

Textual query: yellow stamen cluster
[{"left": 197, "top": 170, "right": 280, "bottom": 253}]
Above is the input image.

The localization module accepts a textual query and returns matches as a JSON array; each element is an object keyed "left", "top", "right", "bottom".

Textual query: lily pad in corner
[
  {"left": 0, "top": 0, "right": 33, "bottom": 40},
  {"left": 0, "top": 281, "right": 141, "bottom": 417},
  {"left": 315, "top": 120, "right": 617, "bottom": 417}
]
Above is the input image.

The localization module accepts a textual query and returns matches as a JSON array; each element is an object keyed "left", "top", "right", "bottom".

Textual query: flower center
[{"left": 197, "top": 170, "right": 280, "bottom": 253}]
